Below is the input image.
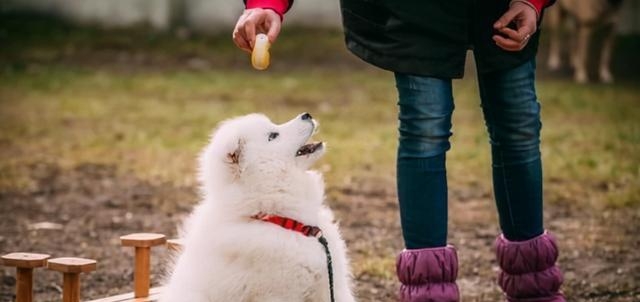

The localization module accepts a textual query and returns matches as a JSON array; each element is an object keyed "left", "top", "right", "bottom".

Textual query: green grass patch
[
  {"left": 1, "top": 14, "right": 639, "bottom": 208},
  {"left": 353, "top": 256, "right": 396, "bottom": 280}
]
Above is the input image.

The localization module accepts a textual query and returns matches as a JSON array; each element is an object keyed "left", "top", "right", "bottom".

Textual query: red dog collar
[
  {"left": 251, "top": 212, "right": 322, "bottom": 238},
  {"left": 251, "top": 212, "right": 335, "bottom": 302}
]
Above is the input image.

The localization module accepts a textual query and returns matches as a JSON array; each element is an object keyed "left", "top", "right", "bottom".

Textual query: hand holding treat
[
  {"left": 232, "top": 8, "right": 281, "bottom": 70},
  {"left": 251, "top": 33, "right": 271, "bottom": 70}
]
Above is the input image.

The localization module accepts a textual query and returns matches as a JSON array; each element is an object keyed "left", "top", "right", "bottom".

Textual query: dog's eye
[{"left": 268, "top": 132, "right": 279, "bottom": 141}]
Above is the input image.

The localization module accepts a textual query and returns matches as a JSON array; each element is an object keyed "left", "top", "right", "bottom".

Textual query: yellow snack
[{"left": 251, "top": 33, "right": 271, "bottom": 70}]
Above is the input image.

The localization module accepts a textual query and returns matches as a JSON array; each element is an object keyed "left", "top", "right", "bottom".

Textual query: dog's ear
[
  {"left": 225, "top": 138, "right": 244, "bottom": 166},
  {"left": 225, "top": 138, "right": 244, "bottom": 181},
  {"left": 227, "top": 148, "right": 240, "bottom": 164}
]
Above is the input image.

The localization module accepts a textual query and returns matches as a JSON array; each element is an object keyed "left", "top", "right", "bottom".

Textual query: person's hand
[
  {"left": 232, "top": 8, "right": 282, "bottom": 53},
  {"left": 493, "top": 1, "right": 538, "bottom": 52}
]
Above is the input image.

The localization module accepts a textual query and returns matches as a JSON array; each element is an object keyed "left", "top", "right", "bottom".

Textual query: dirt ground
[
  {"left": 1, "top": 163, "right": 638, "bottom": 302},
  {"left": 1, "top": 13, "right": 640, "bottom": 302}
]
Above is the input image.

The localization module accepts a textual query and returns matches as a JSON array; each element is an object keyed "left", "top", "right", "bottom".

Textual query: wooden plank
[{"left": 85, "top": 287, "right": 163, "bottom": 302}]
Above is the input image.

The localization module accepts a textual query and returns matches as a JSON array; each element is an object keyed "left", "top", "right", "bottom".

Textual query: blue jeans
[{"left": 396, "top": 59, "right": 544, "bottom": 249}]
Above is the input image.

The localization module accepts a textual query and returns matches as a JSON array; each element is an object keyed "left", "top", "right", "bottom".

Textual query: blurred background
[{"left": 0, "top": 1, "right": 639, "bottom": 301}]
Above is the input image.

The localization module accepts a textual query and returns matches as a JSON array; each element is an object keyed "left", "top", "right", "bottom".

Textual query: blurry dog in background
[{"left": 546, "top": 0, "right": 625, "bottom": 83}]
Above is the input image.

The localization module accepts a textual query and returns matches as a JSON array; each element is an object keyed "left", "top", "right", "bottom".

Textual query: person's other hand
[
  {"left": 493, "top": 1, "right": 538, "bottom": 52},
  {"left": 233, "top": 8, "right": 281, "bottom": 53}
]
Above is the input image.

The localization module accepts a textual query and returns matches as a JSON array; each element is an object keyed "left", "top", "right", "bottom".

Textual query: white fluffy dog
[{"left": 161, "top": 113, "right": 356, "bottom": 302}]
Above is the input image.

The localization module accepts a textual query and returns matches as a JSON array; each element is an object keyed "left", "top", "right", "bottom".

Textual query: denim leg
[
  {"left": 477, "top": 59, "right": 544, "bottom": 241},
  {"left": 395, "top": 73, "right": 454, "bottom": 249}
]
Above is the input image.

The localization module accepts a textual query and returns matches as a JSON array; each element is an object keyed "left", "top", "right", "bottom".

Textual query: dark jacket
[
  {"left": 244, "top": 0, "right": 553, "bottom": 78},
  {"left": 340, "top": 0, "right": 548, "bottom": 78}
]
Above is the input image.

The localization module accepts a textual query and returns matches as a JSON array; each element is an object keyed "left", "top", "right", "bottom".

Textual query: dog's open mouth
[{"left": 296, "top": 142, "right": 323, "bottom": 156}]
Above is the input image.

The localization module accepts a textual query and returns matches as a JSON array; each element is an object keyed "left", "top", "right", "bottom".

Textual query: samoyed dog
[{"left": 161, "top": 113, "right": 355, "bottom": 302}]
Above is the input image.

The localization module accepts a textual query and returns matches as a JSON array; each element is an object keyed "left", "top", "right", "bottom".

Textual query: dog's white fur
[{"left": 160, "top": 113, "right": 356, "bottom": 302}]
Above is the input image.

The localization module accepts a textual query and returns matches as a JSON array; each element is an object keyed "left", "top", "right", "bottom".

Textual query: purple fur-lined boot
[
  {"left": 396, "top": 245, "right": 460, "bottom": 302},
  {"left": 495, "top": 231, "right": 566, "bottom": 302}
]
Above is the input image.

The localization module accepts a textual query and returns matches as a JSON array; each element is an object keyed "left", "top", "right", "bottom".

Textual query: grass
[
  {"left": 539, "top": 81, "right": 640, "bottom": 207},
  {"left": 0, "top": 68, "right": 397, "bottom": 189},
  {"left": 1, "top": 15, "right": 639, "bottom": 296},
  {"left": 1, "top": 13, "right": 639, "bottom": 209}
]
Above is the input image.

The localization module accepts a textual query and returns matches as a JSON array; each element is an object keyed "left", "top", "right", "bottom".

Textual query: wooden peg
[
  {"left": 47, "top": 257, "right": 97, "bottom": 302},
  {"left": 120, "top": 233, "right": 166, "bottom": 298},
  {"left": 1, "top": 253, "right": 50, "bottom": 302}
]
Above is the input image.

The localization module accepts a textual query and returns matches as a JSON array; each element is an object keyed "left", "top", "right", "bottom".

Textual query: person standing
[{"left": 232, "top": 1, "right": 566, "bottom": 301}]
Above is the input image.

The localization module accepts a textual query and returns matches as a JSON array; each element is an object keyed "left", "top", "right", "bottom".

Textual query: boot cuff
[
  {"left": 397, "top": 245, "right": 458, "bottom": 284},
  {"left": 495, "top": 231, "right": 565, "bottom": 301},
  {"left": 495, "top": 231, "right": 558, "bottom": 275},
  {"left": 397, "top": 245, "right": 460, "bottom": 302}
]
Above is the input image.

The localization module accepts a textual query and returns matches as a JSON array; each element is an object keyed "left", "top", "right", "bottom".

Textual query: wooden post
[
  {"left": 120, "top": 233, "right": 166, "bottom": 298},
  {"left": 47, "top": 257, "right": 97, "bottom": 302},
  {"left": 1, "top": 253, "right": 50, "bottom": 302}
]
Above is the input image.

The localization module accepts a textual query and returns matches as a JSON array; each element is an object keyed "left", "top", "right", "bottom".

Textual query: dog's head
[{"left": 199, "top": 113, "right": 325, "bottom": 195}]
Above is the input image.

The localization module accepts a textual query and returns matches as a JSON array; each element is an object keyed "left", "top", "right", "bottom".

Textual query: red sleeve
[
  {"left": 246, "top": 0, "right": 291, "bottom": 18},
  {"left": 526, "top": 0, "right": 555, "bottom": 14}
]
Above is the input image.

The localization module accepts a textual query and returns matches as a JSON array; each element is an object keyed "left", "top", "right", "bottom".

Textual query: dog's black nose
[{"left": 301, "top": 113, "right": 312, "bottom": 120}]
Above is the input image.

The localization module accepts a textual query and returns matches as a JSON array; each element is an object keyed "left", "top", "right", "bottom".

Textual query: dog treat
[{"left": 251, "top": 34, "right": 270, "bottom": 70}]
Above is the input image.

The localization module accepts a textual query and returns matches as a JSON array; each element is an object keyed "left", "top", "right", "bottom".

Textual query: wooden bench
[{"left": 1, "top": 233, "right": 183, "bottom": 302}]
